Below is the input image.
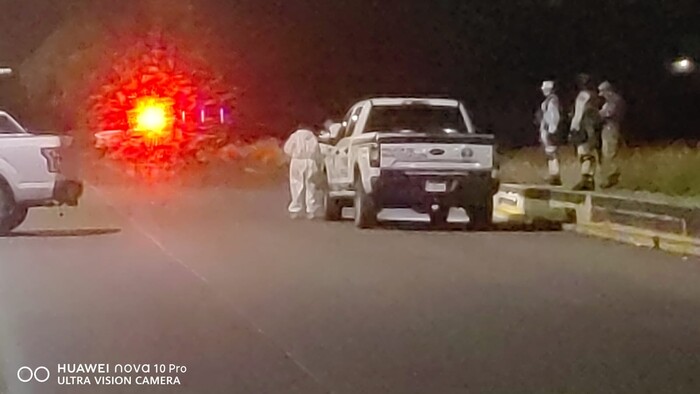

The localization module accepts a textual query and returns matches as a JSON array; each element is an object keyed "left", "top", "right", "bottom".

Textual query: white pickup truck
[
  {"left": 0, "top": 110, "right": 83, "bottom": 233},
  {"left": 319, "top": 97, "right": 498, "bottom": 229}
]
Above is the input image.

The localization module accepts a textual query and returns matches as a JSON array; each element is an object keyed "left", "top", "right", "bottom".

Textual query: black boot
[
  {"left": 572, "top": 175, "right": 595, "bottom": 191},
  {"left": 546, "top": 175, "right": 562, "bottom": 186},
  {"left": 600, "top": 172, "right": 620, "bottom": 189}
]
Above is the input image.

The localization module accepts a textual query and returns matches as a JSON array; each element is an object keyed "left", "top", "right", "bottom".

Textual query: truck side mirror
[
  {"left": 329, "top": 123, "right": 342, "bottom": 139},
  {"left": 319, "top": 123, "right": 342, "bottom": 145},
  {"left": 318, "top": 131, "right": 332, "bottom": 144}
]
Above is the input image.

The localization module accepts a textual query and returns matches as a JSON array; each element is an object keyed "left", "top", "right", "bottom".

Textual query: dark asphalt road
[{"left": 1, "top": 180, "right": 700, "bottom": 393}]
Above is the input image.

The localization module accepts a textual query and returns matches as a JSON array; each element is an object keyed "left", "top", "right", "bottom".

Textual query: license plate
[{"left": 425, "top": 181, "right": 447, "bottom": 193}]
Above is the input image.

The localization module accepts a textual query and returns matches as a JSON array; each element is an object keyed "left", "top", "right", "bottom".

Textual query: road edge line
[{"left": 565, "top": 222, "right": 700, "bottom": 257}]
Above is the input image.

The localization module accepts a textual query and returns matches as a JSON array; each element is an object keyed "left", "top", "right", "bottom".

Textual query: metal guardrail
[
  {"left": 494, "top": 184, "right": 700, "bottom": 256},
  {"left": 591, "top": 206, "right": 688, "bottom": 237},
  {"left": 495, "top": 184, "right": 698, "bottom": 237}
]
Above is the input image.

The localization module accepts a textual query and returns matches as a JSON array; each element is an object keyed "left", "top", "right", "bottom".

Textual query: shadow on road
[
  {"left": 378, "top": 221, "right": 563, "bottom": 233},
  {"left": 490, "top": 221, "right": 563, "bottom": 232},
  {"left": 4, "top": 228, "right": 122, "bottom": 238}
]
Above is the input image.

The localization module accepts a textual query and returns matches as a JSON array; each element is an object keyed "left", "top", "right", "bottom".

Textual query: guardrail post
[
  {"left": 682, "top": 218, "right": 688, "bottom": 237},
  {"left": 576, "top": 194, "right": 593, "bottom": 224}
]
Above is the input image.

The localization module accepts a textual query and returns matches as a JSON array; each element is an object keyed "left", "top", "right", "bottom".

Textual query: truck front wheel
[
  {"left": 324, "top": 192, "right": 342, "bottom": 221},
  {"left": 354, "top": 178, "right": 377, "bottom": 229}
]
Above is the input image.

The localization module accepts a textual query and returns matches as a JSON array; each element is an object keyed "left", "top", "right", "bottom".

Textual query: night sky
[{"left": 0, "top": 0, "right": 698, "bottom": 145}]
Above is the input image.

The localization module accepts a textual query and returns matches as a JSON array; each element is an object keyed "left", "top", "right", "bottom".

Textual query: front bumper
[
  {"left": 371, "top": 170, "right": 498, "bottom": 211},
  {"left": 53, "top": 180, "right": 84, "bottom": 206}
]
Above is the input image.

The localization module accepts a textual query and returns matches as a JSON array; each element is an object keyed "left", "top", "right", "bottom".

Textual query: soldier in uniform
[
  {"left": 537, "top": 80, "right": 563, "bottom": 186},
  {"left": 569, "top": 73, "right": 602, "bottom": 191},
  {"left": 597, "top": 81, "right": 625, "bottom": 189}
]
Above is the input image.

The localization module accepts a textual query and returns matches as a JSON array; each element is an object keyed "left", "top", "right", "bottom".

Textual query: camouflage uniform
[
  {"left": 569, "top": 88, "right": 602, "bottom": 190},
  {"left": 598, "top": 83, "right": 625, "bottom": 188},
  {"left": 539, "top": 92, "right": 562, "bottom": 185}
]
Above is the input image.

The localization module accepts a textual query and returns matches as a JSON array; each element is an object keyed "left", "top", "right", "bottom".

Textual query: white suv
[
  {"left": 319, "top": 98, "right": 498, "bottom": 229},
  {"left": 0, "top": 111, "right": 83, "bottom": 233}
]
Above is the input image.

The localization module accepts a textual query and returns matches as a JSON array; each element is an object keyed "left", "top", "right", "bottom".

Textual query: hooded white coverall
[{"left": 283, "top": 129, "right": 322, "bottom": 217}]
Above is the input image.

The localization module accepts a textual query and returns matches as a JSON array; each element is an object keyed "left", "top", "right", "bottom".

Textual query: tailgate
[
  {"left": 0, "top": 134, "right": 60, "bottom": 184},
  {"left": 380, "top": 142, "right": 493, "bottom": 170}
]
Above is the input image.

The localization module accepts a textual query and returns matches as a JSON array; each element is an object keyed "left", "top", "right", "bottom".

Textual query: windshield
[
  {"left": 0, "top": 113, "right": 26, "bottom": 134},
  {"left": 364, "top": 105, "right": 468, "bottom": 134}
]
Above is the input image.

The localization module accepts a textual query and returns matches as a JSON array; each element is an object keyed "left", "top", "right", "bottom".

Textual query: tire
[
  {"left": 0, "top": 186, "right": 17, "bottom": 235},
  {"left": 324, "top": 192, "right": 342, "bottom": 221},
  {"left": 6, "top": 206, "right": 28, "bottom": 232},
  {"left": 467, "top": 198, "right": 493, "bottom": 231},
  {"left": 354, "top": 178, "right": 377, "bottom": 229},
  {"left": 429, "top": 207, "right": 450, "bottom": 227}
]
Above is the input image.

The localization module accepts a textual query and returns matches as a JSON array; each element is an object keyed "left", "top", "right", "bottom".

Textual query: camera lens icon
[{"left": 17, "top": 366, "right": 50, "bottom": 383}]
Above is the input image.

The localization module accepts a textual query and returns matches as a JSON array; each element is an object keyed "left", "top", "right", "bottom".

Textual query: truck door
[
  {"left": 325, "top": 109, "right": 351, "bottom": 188},
  {"left": 334, "top": 106, "right": 363, "bottom": 187}
]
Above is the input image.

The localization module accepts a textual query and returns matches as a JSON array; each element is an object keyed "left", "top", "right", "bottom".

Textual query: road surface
[{"left": 1, "top": 177, "right": 700, "bottom": 393}]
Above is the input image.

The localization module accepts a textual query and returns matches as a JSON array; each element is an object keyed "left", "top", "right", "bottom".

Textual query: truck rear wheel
[
  {"left": 429, "top": 207, "right": 450, "bottom": 226},
  {"left": 6, "top": 207, "right": 28, "bottom": 232},
  {"left": 354, "top": 178, "right": 377, "bottom": 229},
  {"left": 467, "top": 199, "right": 493, "bottom": 231}
]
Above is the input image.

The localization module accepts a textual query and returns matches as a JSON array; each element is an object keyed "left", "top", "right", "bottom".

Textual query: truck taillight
[
  {"left": 41, "top": 147, "right": 61, "bottom": 173},
  {"left": 369, "top": 145, "right": 380, "bottom": 167}
]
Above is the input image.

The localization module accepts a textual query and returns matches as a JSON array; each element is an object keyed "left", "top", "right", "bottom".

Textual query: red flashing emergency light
[{"left": 128, "top": 97, "right": 175, "bottom": 143}]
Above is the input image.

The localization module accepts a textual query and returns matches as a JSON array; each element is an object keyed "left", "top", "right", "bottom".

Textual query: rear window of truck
[{"left": 364, "top": 105, "right": 468, "bottom": 134}]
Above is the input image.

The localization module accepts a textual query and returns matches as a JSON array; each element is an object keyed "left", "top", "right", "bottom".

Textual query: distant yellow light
[{"left": 671, "top": 57, "right": 696, "bottom": 75}]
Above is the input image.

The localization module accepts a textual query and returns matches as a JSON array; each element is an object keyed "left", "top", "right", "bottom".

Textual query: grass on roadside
[{"left": 500, "top": 142, "right": 700, "bottom": 196}]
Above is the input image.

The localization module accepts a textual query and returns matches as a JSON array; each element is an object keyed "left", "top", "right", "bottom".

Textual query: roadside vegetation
[
  {"left": 500, "top": 142, "right": 700, "bottom": 196},
  {"left": 82, "top": 135, "right": 288, "bottom": 188}
]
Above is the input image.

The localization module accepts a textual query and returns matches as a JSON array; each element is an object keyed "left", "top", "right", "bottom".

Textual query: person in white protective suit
[
  {"left": 283, "top": 126, "right": 323, "bottom": 219},
  {"left": 597, "top": 81, "right": 625, "bottom": 189},
  {"left": 569, "top": 73, "right": 602, "bottom": 191},
  {"left": 538, "top": 80, "right": 563, "bottom": 186}
]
